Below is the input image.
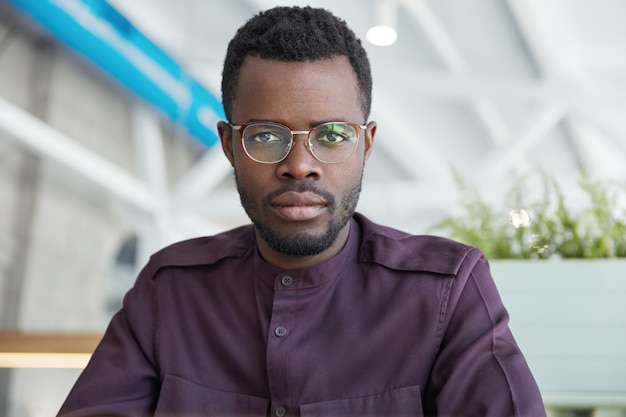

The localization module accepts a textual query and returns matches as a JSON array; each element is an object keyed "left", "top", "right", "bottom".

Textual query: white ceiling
[
  {"left": 8, "top": 0, "right": 626, "bottom": 246},
  {"left": 109, "top": 0, "right": 626, "bottom": 237}
]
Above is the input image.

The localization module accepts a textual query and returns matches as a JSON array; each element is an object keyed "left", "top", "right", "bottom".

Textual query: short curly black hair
[{"left": 221, "top": 6, "right": 372, "bottom": 122}]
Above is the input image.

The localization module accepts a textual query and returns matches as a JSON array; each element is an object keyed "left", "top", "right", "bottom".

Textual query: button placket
[{"left": 267, "top": 276, "right": 296, "bottom": 416}]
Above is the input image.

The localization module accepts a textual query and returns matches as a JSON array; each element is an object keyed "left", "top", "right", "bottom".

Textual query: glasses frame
[{"left": 229, "top": 121, "right": 367, "bottom": 164}]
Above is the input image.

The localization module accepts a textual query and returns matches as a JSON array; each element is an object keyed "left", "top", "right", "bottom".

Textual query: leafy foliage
[{"left": 428, "top": 170, "right": 626, "bottom": 259}]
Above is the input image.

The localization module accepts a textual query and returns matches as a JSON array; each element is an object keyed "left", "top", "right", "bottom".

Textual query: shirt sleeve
[
  {"left": 57, "top": 264, "right": 161, "bottom": 417},
  {"left": 423, "top": 251, "right": 546, "bottom": 417}
]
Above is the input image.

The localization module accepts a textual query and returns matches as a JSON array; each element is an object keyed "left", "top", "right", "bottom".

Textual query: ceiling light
[
  {"left": 366, "top": 0, "right": 398, "bottom": 47},
  {"left": 366, "top": 25, "right": 398, "bottom": 46}
]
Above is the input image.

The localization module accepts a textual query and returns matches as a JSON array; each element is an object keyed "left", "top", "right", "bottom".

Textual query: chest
[{"left": 157, "top": 266, "right": 449, "bottom": 400}]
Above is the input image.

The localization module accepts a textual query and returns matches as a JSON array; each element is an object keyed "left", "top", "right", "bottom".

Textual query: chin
[{"left": 255, "top": 220, "right": 342, "bottom": 258}]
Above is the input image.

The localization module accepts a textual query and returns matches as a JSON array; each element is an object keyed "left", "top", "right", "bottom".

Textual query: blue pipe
[{"left": 6, "top": 0, "right": 224, "bottom": 147}]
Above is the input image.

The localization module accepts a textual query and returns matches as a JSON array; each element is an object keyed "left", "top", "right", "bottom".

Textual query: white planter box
[{"left": 490, "top": 259, "right": 626, "bottom": 399}]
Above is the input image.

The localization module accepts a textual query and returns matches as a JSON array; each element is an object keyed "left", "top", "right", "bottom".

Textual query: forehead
[{"left": 232, "top": 55, "right": 363, "bottom": 125}]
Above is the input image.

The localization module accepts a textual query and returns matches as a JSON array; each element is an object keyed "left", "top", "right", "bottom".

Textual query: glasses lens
[
  {"left": 242, "top": 123, "right": 292, "bottom": 163},
  {"left": 310, "top": 123, "right": 359, "bottom": 163}
]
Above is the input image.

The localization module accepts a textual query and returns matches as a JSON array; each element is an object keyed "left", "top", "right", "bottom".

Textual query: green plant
[{"left": 428, "top": 169, "right": 626, "bottom": 259}]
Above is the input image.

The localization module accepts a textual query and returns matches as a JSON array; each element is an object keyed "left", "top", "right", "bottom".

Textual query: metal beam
[
  {"left": 0, "top": 96, "right": 161, "bottom": 213},
  {"left": 570, "top": 107, "right": 626, "bottom": 172},
  {"left": 380, "top": 69, "right": 573, "bottom": 102},
  {"left": 171, "top": 147, "right": 233, "bottom": 204},
  {"left": 133, "top": 104, "right": 168, "bottom": 193},
  {"left": 401, "top": 0, "right": 512, "bottom": 145},
  {"left": 505, "top": 0, "right": 558, "bottom": 77},
  {"left": 505, "top": 0, "right": 626, "bottom": 177},
  {"left": 477, "top": 103, "right": 567, "bottom": 179},
  {"left": 370, "top": 88, "right": 455, "bottom": 183}
]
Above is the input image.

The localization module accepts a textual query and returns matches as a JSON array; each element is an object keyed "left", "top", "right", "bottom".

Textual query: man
[{"left": 59, "top": 6, "right": 545, "bottom": 417}]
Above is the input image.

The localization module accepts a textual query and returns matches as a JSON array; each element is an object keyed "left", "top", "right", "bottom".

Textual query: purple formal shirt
[{"left": 58, "top": 213, "right": 545, "bottom": 417}]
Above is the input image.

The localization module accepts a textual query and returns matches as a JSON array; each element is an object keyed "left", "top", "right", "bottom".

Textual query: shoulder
[
  {"left": 140, "top": 224, "right": 256, "bottom": 279},
  {"left": 354, "top": 212, "right": 485, "bottom": 276}
]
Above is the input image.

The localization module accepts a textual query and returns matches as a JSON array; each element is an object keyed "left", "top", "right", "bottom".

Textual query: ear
[
  {"left": 217, "top": 121, "right": 235, "bottom": 167},
  {"left": 363, "top": 121, "right": 376, "bottom": 162}
]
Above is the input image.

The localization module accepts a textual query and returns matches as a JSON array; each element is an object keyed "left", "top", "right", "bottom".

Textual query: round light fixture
[{"left": 366, "top": 25, "right": 398, "bottom": 46}]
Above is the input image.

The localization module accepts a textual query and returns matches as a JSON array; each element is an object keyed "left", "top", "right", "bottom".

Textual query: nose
[{"left": 275, "top": 134, "right": 322, "bottom": 180}]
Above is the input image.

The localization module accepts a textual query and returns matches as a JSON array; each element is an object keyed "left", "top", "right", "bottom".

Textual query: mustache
[{"left": 264, "top": 182, "right": 335, "bottom": 208}]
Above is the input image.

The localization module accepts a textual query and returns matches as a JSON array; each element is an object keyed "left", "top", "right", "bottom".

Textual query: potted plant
[
  {"left": 428, "top": 169, "right": 626, "bottom": 259},
  {"left": 428, "top": 170, "right": 626, "bottom": 413}
]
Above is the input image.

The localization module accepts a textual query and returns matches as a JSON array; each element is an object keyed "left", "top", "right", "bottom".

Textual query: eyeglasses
[{"left": 229, "top": 121, "right": 367, "bottom": 164}]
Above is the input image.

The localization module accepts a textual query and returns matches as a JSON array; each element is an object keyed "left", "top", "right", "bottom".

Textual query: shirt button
[
  {"left": 275, "top": 407, "right": 286, "bottom": 417},
  {"left": 274, "top": 326, "right": 288, "bottom": 337},
  {"left": 281, "top": 275, "right": 294, "bottom": 287}
]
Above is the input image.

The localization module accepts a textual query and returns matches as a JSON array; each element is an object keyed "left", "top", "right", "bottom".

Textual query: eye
[
  {"left": 249, "top": 131, "right": 283, "bottom": 144},
  {"left": 320, "top": 132, "right": 346, "bottom": 143},
  {"left": 316, "top": 124, "right": 354, "bottom": 144}
]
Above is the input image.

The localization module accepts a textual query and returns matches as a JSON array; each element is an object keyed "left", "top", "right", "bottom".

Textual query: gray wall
[{"left": 0, "top": 8, "right": 204, "bottom": 416}]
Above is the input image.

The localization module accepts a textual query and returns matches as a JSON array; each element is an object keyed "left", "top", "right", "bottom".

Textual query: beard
[{"left": 235, "top": 172, "right": 363, "bottom": 257}]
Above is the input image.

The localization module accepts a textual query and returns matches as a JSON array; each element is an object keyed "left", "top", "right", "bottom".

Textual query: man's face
[{"left": 219, "top": 55, "right": 375, "bottom": 264}]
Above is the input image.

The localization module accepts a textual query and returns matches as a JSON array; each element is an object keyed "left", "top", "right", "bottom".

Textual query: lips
[
  {"left": 270, "top": 191, "right": 328, "bottom": 221},
  {"left": 271, "top": 191, "right": 327, "bottom": 207}
]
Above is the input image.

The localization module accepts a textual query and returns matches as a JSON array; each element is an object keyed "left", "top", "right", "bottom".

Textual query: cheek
[
  {"left": 329, "top": 162, "right": 364, "bottom": 190},
  {"left": 234, "top": 158, "right": 274, "bottom": 192},
  {"left": 232, "top": 141, "right": 254, "bottom": 174}
]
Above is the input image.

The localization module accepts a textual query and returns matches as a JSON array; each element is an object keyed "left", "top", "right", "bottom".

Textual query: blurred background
[{"left": 0, "top": 0, "right": 625, "bottom": 416}]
